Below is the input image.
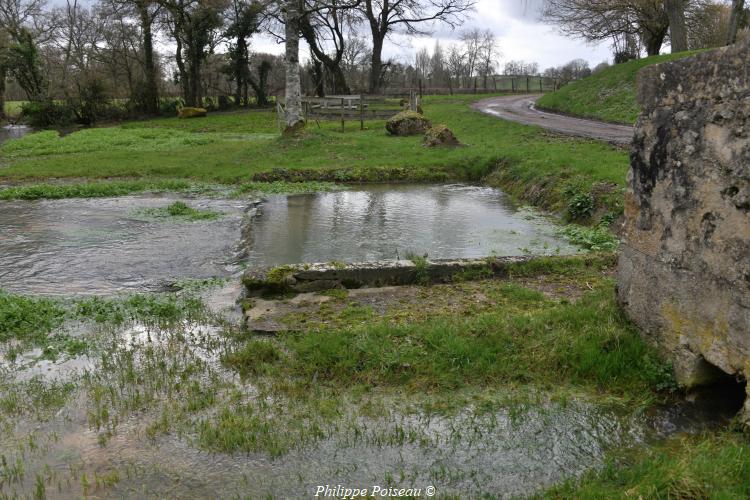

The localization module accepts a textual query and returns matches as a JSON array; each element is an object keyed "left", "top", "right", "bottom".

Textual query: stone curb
[{"left": 243, "top": 255, "right": 545, "bottom": 295}]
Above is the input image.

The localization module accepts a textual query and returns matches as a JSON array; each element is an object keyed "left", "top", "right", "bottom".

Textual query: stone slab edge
[{"left": 242, "top": 255, "right": 554, "bottom": 295}]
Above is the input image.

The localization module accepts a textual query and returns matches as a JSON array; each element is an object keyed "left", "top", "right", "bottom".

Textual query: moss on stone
[
  {"left": 423, "top": 124, "right": 460, "bottom": 147},
  {"left": 178, "top": 107, "right": 207, "bottom": 119},
  {"left": 385, "top": 111, "right": 432, "bottom": 136}
]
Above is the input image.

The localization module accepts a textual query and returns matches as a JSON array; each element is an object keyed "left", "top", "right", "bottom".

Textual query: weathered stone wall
[{"left": 617, "top": 41, "right": 750, "bottom": 409}]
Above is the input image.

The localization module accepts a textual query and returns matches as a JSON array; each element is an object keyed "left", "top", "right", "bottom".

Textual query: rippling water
[
  {"left": 0, "top": 185, "right": 577, "bottom": 296},
  {"left": 0, "top": 195, "right": 248, "bottom": 295},
  {"left": 0, "top": 124, "right": 31, "bottom": 144},
  {"left": 245, "top": 184, "right": 579, "bottom": 267}
]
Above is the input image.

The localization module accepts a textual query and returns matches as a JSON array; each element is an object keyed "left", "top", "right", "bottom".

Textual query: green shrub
[
  {"left": 560, "top": 224, "right": 619, "bottom": 252},
  {"left": 20, "top": 100, "right": 75, "bottom": 127},
  {"left": 567, "top": 191, "right": 596, "bottom": 220}
]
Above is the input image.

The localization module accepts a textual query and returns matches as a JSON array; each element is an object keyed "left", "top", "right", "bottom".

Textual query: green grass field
[
  {"left": 3, "top": 100, "right": 24, "bottom": 117},
  {"left": 0, "top": 94, "right": 628, "bottom": 218},
  {"left": 537, "top": 51, "right": 703, "bottom": 124}
]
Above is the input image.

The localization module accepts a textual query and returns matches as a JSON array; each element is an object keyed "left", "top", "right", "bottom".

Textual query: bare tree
[
  {"left": 476, "top": 29, "right": 498, "bottom": 87},
  {"left": 445, "top": 42, "right": 465, "bottom": 89},
  {"left": 542, "top": 0, "right": 670, "bottom": 56},
  {"left": 503, "top": 60, "right": 538, "bottom": 75},
  {"left": 298, "top": 0, "right": 360, "bottom": 95},
  {"left": 106, "top": 0, "right": 162, "bottom": 113},
  {"left": 359, "top": 0, "right": 474, "bottom": 93}
]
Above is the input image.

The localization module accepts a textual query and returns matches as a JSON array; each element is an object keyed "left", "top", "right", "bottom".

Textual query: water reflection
[{"left": 246, "top": 184, "right": 579, "bottom": 267}]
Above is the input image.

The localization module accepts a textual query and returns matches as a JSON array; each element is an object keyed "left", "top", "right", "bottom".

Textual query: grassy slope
[
  {"left": 0, "top": 95, "right": 628, "bottom": 215},
  {"left": 537, "top": 51, "right": 701, "bottom": 124}
]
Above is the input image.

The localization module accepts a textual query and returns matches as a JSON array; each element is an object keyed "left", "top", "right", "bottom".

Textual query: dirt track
[{"left": 471, "top": 94, "right": 634, "bottom": 145}]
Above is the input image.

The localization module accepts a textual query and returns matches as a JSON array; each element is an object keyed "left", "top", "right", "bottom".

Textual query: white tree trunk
[{"left": 284, "top": 0, "right": 304, "bottom": 133}]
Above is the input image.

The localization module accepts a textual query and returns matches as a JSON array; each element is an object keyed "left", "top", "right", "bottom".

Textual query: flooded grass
[
  {"left": 139, "top": 201, "right": 224, "bottom": 221},
  {"left": 0, "top": 261, "right": 742, "bottom": 497},
  {"left": 0, "top": 179, "right": 340, "bottom": 201},
  {"left": 546, "top": 432, "right": 750, "bottom": 498}
]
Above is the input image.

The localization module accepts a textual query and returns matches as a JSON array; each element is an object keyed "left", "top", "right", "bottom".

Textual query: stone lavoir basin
[
  {"left": 0, "top": 184, "right": 580, "bottom": 296},
  {"left": 245, "top": 183, "right": 580, "bottom": 266}
]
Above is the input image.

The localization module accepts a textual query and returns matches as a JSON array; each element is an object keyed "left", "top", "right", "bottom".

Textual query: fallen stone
[{"left": 177, "top": 107, "right": 207, "bottom": 119}]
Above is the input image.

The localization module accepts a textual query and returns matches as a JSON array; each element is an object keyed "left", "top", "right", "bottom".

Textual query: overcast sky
[{"left": 251, "top": 0, "right": 614, "bottom": 71}]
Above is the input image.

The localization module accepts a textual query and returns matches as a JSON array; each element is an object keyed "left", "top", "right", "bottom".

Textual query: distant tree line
[{"left": 0, "top": 0, "right": 479, "bottom": 125}]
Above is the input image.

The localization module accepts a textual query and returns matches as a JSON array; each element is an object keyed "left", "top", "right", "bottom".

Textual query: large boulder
[
  {"left": 423, "top": 124, "right": 460, "bottom": 147},
  {"left": 385, "top": 110, "right": 431, "bottom": 136},
  {"left": 617, "top": 40, "right": 750, "bottom": 415},
  {"left": 178, "top": 107, "right": 207, "bottom": 119}
]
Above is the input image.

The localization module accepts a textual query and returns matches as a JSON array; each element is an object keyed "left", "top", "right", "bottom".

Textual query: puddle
[
  {"left": 0, "top": 401, "right": 647, "bottom": 498},
  {"left": 0, "top": 194, "right": 250, "bottom": 295},
  {"left": 0, "top": 312, "right": 740, "bottom": 499},
  {"left": 0, "top": 379, "right": 733, "bottom": 499},
  {"left": 245, "top": 184, "right": 580, "bottom": 267},
  {"left": 0, "top": 124, "right": 32, "bottom": 145}
]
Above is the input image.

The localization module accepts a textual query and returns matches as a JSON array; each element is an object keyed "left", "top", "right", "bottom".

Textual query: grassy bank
[
  {"left": 537, "top": 51, "right": 701, "bottom": 124},
  {"left": 0, "top": 95, "right": 628, "bottom": 220},
  {"left": 546, "top": 432, "right": 750, "bottom": 498}
]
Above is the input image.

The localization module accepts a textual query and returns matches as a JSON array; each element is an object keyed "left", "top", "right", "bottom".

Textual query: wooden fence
[
  {"left": 385, "top": 75, "right": 560, "bottom": 96},
  {"left": 297, "top": 93, "right": 420, "bottom": 131}
]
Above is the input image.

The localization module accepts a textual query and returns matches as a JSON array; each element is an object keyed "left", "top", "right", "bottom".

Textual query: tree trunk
[
  {"left": 233, "top": 37, "right": 246, "bottom": 106},
  {"left": 727, "top": 0, "right": 746, "bottom": 45},
  {"left": 187, "top": 39, "right": 202, "bottom": 107},
  {"left": 0, "top": 66, "right": 5, "bottom": 120},
  {"left": 368, "top": 36, "right": 384, "bottom": 94},
  {"left": 283, "top": 0, "right": 304, "bottom": 133},
  {"left": 312, "top": 59, "right": 325, "bottom": 97},
  {"left": 175, "top": 36, "right": 190, "bottom": 106},
  {"left": 665, "top": 0, "right": 688, "bottom": 52},
  {"left": 643, "top": 30, "right": 666, "bottom": 56},
  {"left": 139, "top": 5, "right": 159, "bottom": 114}
]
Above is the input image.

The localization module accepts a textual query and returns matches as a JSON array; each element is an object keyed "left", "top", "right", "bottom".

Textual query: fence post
[
  {"left": 418, "top": 79, "right": 423, "bottom": 98},
  {"left": 539, "top": 78, "right": 543, "bottom": 92},
  {"left": 512, "top": 78, "right": 515, "bottom": 93},
  {"left": 359, "top": 95, "right": 364, "bottom": 131},
  {"left": 340, "top": 98, "right": 345, "bottom": 132},
  {"left": 526, "top": 77, "right": 530, "bottom": 93}
]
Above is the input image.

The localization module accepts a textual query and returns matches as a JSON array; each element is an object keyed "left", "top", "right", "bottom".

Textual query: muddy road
[{"left": 472, "top": 94, "right": 634, "bottom": 145}]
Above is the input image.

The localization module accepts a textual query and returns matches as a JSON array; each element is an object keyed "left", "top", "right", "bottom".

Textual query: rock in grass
[
  {"left": 385, "top": 110, "right": 432, "bottom": 136},
  {"left": 423, "top": 124, "right": 460, "bottom": 147},
  {"left": 178, "top": 107, "right": 207, "bottom": 119}
]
